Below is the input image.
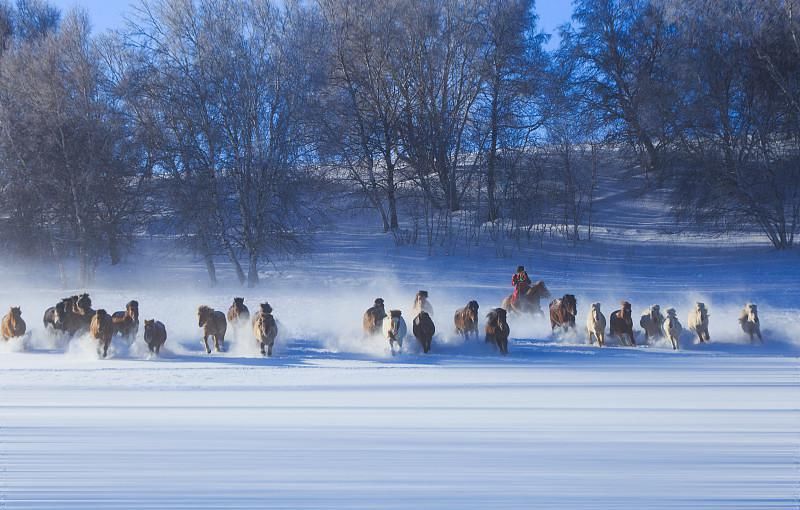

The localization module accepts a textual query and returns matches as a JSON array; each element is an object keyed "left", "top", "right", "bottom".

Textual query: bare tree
[{"left": 0, "top": 9, "right": 149, "bottom": 284}]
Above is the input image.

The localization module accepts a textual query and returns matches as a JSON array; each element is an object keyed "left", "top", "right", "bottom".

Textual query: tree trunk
[
  {"left": 205, "top": 253, "right": 218, "bottom": 287},
  {"left": 108, "top": 229, "right": 121, "bottom": 265},
  {"left": 247, "top": 250, "right": 259, "bottom": 288},
  {"left": 222, "top": 235, "right": 246, "bottom": 285},
  {"left": 386, "top": 159, "right": 399, "bottom": 230},
  {"left": 487, "top": 79, "right": 500, "bottom": 222}
]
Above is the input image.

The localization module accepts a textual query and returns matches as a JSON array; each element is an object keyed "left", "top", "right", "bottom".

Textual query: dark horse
[
  {"left": 412, "top": 311, "right": 435, "bottom": 354},
  {"left": 485, "top": 308, "right": 510, "bottom": 355},
  {"left": 610, "top": 301, "right": 636, "bottom": 346}
]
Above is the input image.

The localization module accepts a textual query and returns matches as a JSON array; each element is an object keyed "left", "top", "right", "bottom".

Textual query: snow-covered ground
[{"left": 1, "top": 170, "right": 798, "bottom": 508}]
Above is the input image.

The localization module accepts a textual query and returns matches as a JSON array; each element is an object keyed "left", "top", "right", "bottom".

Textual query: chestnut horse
[
  {"left": 1, "top": 307, "right": 26, "bottom": 340},
  {"left": 90, "top": 309, "right": 114, "bottom": 358},
  {"left": 549, "top": 294, "right": 577, "bottom": 330},
  {"left": 112, "top": 300, "right": 139, "bottom": 343},
  {"left": 454, "top": 300, "right": 480, "bottom": 340},
  {"left": 363, "top": 298, "right": 387, "bottom": 336}
]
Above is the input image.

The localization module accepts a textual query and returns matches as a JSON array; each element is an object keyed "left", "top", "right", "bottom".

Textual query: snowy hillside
[{"left": 1, "top": 168, "right": 799, "bottom": 509}]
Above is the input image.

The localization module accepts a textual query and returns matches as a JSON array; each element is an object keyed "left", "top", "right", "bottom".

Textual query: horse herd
[{"left": 0, "top": 283, "right": 765, "bottom": 358}]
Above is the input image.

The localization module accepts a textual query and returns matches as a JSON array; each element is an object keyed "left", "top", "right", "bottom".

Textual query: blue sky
[{"left": 50, "top": 0, "right": 574, "bottom": 42}]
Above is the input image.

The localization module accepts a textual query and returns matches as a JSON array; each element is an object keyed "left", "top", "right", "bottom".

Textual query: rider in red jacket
[{"left": 512, "top": 265, "right": 531, "bottom": 304}]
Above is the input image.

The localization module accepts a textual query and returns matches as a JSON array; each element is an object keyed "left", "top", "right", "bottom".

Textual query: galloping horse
[{"left": 501, "top": 280, "right": 551, "bottom": 315}]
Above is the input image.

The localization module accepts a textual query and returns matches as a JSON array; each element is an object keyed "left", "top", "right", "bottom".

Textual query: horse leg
[
  {"left": 260, "top": 342, "right": 266, "bottom": 356},
  {"left": 202, "top": 335, "right": 211, "bottom": 354}
]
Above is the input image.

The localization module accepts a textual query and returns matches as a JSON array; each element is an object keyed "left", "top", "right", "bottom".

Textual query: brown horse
[
  {"left": 610, "top": 301, "right": 636, "bottom": 346},
  {"left": 549, "top": 294, "right": 577, "bottom": 330},
  {"left": 412, "top": 311, "right": 435, "bottom": 354},
  {"left": 485, "top": 308, "right": 510, "bottom": 355},
  {"left": 454, "top": 300, "right": 480, "bottom": 340},
  {"left": 1, "top": 306, "right": 26, "bottom": 340},
  {"left": 90, "top": 309, "right": 114, "bottom": 358},
  {"left": 111, "top": 300, "right": 139, "bottom": 343},
  {"left": 143, "top": 319, "right": 167, "bottom": 354},
  {"left": 198, "top": 305, "right": 227, "bottom": 354},
  {"left": 501, "top": 280, "right": 551, "bottom": 315},
  {"left": 363, "top": 298, "right": 387, "bottom": 336},
  {"left": 227, "top": 297, "right": 250, "bottom": 325},
  {"left": 252, "top": 302, "right": 278, "bottom": 356}
]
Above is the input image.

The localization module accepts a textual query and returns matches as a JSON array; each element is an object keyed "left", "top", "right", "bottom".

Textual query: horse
[
  {"left": 74, "top": 293, "right": 95, "bottom": 330},
  {"left": 198, "top": 305, "right": 227, "bottom": 354},
  {"left": 252, "top": 302, "right": 278, "bottom": 357},
  {"left": 412, "top": 290, "right": 434, "bottom": 317},
  {"left": 1, "top": 307, "right": 26, "bottom": 340},
  {"left": 739, "top": 303, "right": 762, "bottom": 343},
  {"left": 501, "top": 280, "right": 551, "bottom": 315},
  {"left": 662, "top": 308, "right": 682, "bottom": 350},
  {"left": 43, "top": 298, "right": 82, "bottom": 336},
  {"left": 687, "top": 302, "right": 710, "bottom": 343},
  {"left": 586, "top": 302, "right": 606, "bottom": 347},
  {"left": 143, "top": 319, "right": 167, "bottom": 354},
  {"left": 363, "top": 298, "right": 387, "bottom": 336},
  {"left": 549, "top": 294, "right": 577, "bottom": 331},
  {"left": 111, "top": 300, "right": 139, "bottom": 343},
  {"left": 412, "top": 311, "right": 435, "bottom": 354},
  {"left": 90, "top": 309, "right": 114, "bottom": 358},
  {"left": 639, "top": 305, "right": 664, "bottom": 341},
  {"left": 382, "top": 309, "right": 407, "bottom": 355},
  {"left": 610, "top": 301, "right": 635, "bottom": 346},
  {"left": 43, "top": 300, "right": 66, "bottom": 332},
  {"left": 485, "top": 308, "right": 510, "bottom": 355},
  {"left": 454, "top": 300, "right": 480, "bottom": 340},
  {"left": 227, "top": 297, "right": 250, "bottom": 329}
]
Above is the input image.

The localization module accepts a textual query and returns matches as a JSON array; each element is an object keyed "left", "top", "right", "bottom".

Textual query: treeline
[{"left": 0, "top": 0, "right": 798, "bottom": 286}]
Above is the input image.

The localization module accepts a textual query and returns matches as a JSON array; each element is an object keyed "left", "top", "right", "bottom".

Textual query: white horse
[
  {"left": 412, "top": 290, "right": 434, "bottom": 318},
  {"left": 586, "top": 302, "right": 606, "bottom": 347},
  {"left": 640, "top": 304, "right": 664, "bottom": 341},
  {"left": 382, "top": 310, "right": 407, "bottom": 355},
  {"left": 739, "top": 303, "right": 762, "bottom": 343},
  {"left": 687, "top": 302, "right": 710, "bottom": 343},
  {"left": 662, "top": 308, "right": 682, "bottom": 350}
]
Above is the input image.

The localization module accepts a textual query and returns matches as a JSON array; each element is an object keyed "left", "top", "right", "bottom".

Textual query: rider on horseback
[{"left": 511, "top": 265, "right": 531, "bottom": 304}]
